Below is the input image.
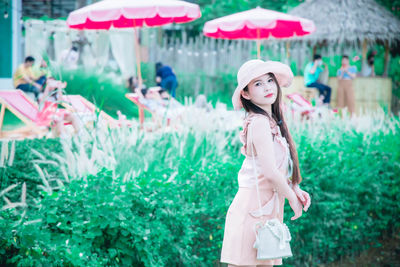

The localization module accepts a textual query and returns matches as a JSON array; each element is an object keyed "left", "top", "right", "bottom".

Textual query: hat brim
[{"left": 232, "top": 61, "right": 293, "bottom": 110}]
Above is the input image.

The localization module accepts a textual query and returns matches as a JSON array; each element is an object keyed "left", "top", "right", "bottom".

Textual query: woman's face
[{"left": 242, "top": 73, "right": 278, "bottom": 107}]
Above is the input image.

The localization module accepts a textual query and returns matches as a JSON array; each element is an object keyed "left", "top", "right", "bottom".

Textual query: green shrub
[
  {"left": 57, "top": 67, "right": 140, "bottom": 119},
  {"left": 1, "top": 113, "right": 399, "bottom": 266},
  {"left": 1, "top": 168, "right": 201, "bottom": 266}
]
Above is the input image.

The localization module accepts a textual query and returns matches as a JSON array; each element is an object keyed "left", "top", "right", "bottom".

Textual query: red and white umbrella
[
  {"left": 67, "top": 0, "right": 201, "bottom": 85},
  {"left": 203, "top": 7, "right": 315, "bottom": 58}
]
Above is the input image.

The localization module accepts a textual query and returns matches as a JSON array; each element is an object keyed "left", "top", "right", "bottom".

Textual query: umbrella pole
[
  {"left": 133, "top": 27, "right": 143, "bottom": 88},
  {"left": 286, "top": 42, "right": 290, "bottom": 60},
  {"left": 256, "top": 28, "right": 261, "bottom": 59}
]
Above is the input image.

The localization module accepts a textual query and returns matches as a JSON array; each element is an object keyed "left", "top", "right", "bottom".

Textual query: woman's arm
[
  {"left": 249, "top": 117, "right": 303, "bottom": 219},
  {"left": 292, "top": 184, "right": 311, "bottom": 211}
]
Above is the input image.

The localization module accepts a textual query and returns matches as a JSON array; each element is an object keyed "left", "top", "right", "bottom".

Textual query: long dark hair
[{"left": 240, "top": 73, "right": 302, "bottom": 185}]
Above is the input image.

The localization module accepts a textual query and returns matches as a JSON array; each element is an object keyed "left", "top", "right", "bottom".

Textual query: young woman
[{"left": 221, "top": 59, "right": 311, "bottom": 266}]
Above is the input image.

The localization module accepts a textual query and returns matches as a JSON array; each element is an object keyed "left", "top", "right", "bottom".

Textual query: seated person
[
  {"left": 38, "top": 100, "right": 80, "bottom": 138},
  {"left": 127, "top": 75, "right": 154, "bottom": 100},
  {"left": 155, "top": 62, "right": 178, "bottom": 98},
  {"left": 361, "top": 52, "right": 376, "bottom": 77},
  {"left": 127, "top": 75, "right": 182, "bottom": 112},
  {"left": 304, "top": 54, "right": 332, "bottom": 106},
  {"left": 39, "top": 79, "right": 63, "bottom": 103},
  {"left": 59, "top": 46, "right": 79, "bottom": 70},
  {"left": 33, "top": 59, "right": 52, "bottom": 84},
  {"left": 13, "top": 56, "right": 46, "bottom": 101},
  {"left": 127, "top": 76, "right": 145, "bottom": 93},
  {"left": 38, "top": 81, "right": 95, "bottom": 138},
  {"left": 140, "top": 87, "right": 183, "bottom": 115}
]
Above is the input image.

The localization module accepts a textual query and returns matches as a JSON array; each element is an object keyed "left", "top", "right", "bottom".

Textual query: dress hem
[{"left": 220, "top": 258, "right": 283, "bottom": 266}]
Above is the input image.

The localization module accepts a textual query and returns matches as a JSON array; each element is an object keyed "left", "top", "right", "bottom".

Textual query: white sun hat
[{"left": 232, "top": 59, "right": 294, "bottom": 110}]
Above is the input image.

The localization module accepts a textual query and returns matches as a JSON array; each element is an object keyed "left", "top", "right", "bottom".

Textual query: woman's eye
[
  {"left": 268, "top": 79, "right": 273, "bottom": 83},
  {"left": 255, "top": 82, "right": 262, "bottom": 86}
]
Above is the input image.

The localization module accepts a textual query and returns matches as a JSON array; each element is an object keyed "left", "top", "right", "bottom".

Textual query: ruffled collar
[{"left": 239, "top": 113, "right": 280, "bottom": 155}]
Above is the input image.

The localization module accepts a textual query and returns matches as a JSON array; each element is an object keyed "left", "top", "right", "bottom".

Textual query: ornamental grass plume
[
  {"left": 20, "top": 101, "right": 241, "bottom": 186},
  {"left": 0, "top": 141, "right": 8, "bottom": 167},
  {"left": 1, "top": 182, "right": 27, "bottom": 211}
]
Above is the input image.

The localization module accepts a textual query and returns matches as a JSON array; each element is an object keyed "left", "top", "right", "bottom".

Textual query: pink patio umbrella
[
  {"left": 67, "top": 0, "right": 201, "bottom": 86},
  {"left": 203, "top": 7, "right": 315, "bottom": 59}
]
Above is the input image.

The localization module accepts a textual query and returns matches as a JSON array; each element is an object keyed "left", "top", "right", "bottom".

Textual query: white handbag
[
  {"left": 253, "top": 218, "right": 292, "bottom": 260},
  {"left": 248, "top": 120, "right": 293, "bottom": 260}
]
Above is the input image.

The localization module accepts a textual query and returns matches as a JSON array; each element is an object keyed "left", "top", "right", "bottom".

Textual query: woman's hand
[
  {"left": 288, "top": 196, "right": 303, "bottom": 220},
  {"left": 293, "top": 184, "right": 311, "bottom": 212}
]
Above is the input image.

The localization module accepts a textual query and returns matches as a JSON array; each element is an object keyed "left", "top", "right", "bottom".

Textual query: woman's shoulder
[
  {"left": 247, "top": 114, "right": 269, "bottom": 127},
  {"left": 246, "top": 113, "right": 281, "bottom": 138},
  {"left": 242, "top": 114, "right": 278, "bottom": 137},
  {"left": 240, "top": 113, "right": 281, "bottom": 155},
  {"left": 245, "top": 113, "right": 277, "bottom": 128},
  {"left": 240, "top": 114, "right": 264, "bottom": 140},
  {"left": 245, "top": 112, "right": 268, "bottom": 122}
]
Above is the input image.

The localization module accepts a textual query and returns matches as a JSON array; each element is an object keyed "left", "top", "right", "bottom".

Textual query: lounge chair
[
  {"left": 286, "top": 93, "right": 316, "bottom": 117},
  {"left": 125, "top": 93, "right": 154, "bottom": 127},
  {"left": 125, "top": 91, "right": 184, "bottom": 128},
  {"left": 286, "top": 93, "right": 338, "bottom": 120},
  {"left": 61, "top": 95, "right": 131, "bottom": 128},
  {"left": 0, "top": 90, "right": 54, "bottom": 138}
]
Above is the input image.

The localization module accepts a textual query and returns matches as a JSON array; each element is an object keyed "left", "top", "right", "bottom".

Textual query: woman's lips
[{"left": 265, "top": 93, "right": 273, "bottom": 98}]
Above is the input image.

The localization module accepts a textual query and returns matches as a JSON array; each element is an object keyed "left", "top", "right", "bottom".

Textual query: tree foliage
[
  {"left": 184, "top": 0, "right": 400, "bottom": 33},
  {"left": 185, "top": 0, "right": 305, "bottom": 32}
]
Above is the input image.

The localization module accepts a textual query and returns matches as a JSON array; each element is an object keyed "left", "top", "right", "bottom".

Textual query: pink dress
[{"left": 220, "top": 113, "right": 293, "bottom": 266}]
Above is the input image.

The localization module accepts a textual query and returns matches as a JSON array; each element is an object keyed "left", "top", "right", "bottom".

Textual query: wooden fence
[
  {"left": 140, "top": 32, "right": 395, "bottom": 115},
  {"left": 143, "top": 31, "right": 364, "bottom": 77}
]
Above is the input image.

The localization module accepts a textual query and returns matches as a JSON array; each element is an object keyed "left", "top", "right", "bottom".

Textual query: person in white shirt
[{"left": 59, "top": 46, "right": 79, "bottom": 69}]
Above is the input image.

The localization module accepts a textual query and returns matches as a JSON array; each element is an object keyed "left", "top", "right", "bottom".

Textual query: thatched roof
[{"left": 288, "top": 0, "right": 400, "bottom": 44}]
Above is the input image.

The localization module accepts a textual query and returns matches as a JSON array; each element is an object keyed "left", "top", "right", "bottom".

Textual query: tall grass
[{"left": 1, "top": 108, "right": 399, "bottom": 266}]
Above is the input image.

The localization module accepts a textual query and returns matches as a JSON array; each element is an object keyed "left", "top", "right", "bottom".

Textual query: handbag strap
[{"left": 247, "top": 117, "right": 280, "bottom": 218}]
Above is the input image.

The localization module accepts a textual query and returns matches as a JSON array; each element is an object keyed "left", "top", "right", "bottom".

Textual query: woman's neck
[{"left": 255, "top": 104, "right": 272, "bottom": 116}]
